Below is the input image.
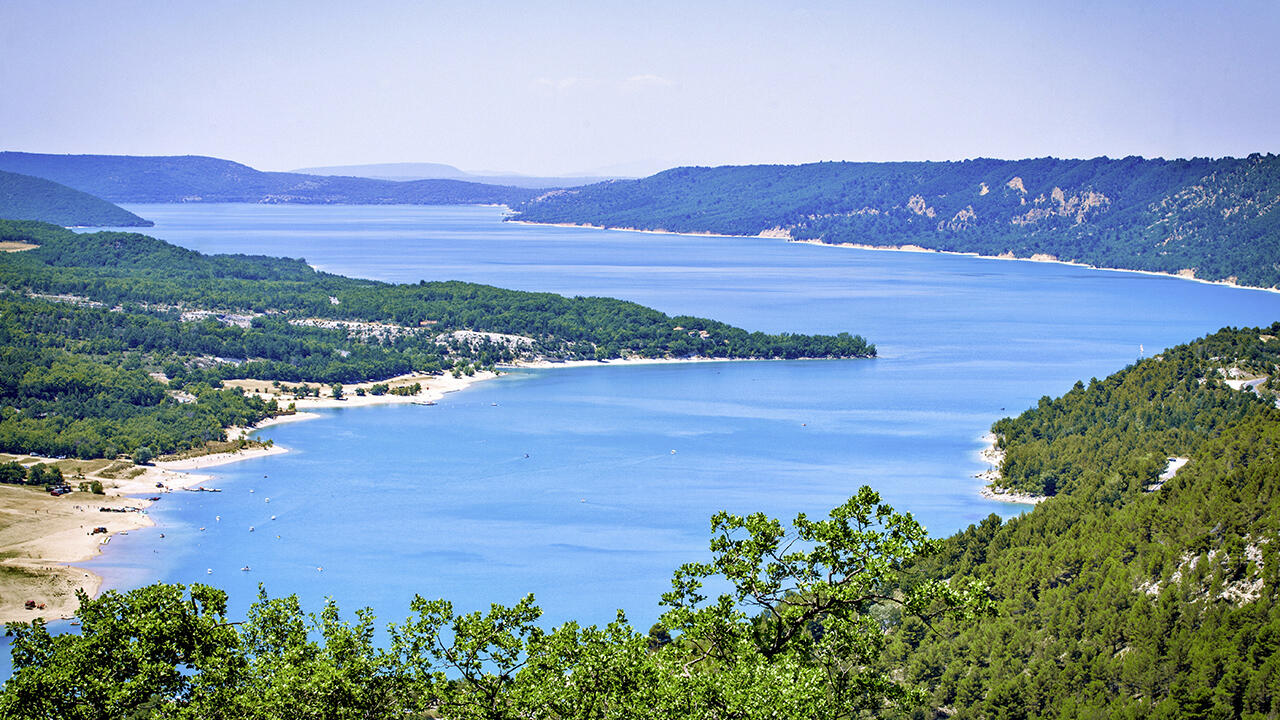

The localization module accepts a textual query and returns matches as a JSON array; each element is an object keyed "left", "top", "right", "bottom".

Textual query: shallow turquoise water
[{"left": 49, "top": 204, "right": 1280, "bottom": 633}]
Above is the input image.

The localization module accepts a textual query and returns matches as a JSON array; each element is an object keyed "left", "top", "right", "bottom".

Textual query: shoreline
[
  {"left": 0, "top": 355, "right": 755, "bottom": 623},
  {"left": 508, "top": 355, "right": 742, "bottom": 371},
  {"left": 506, "top": 218, "right": 756, "bottom": 241},
  {"left": 0, "top": 420, "right": 333, "bottom": 623},
  {"left": 507, "top": 219, "right": 1280, "bottom": 296},
  {"left": 221, "top": 369, "right": 499, "bottom": 412},
  {"left": 975, "top": 432, "right": 1045, "bottom": 505},
  {"left": 789, "top": 239, "right": 1280, "bottom": 297},
  {"left": 0, "top": 451, "right": 226, "bottom": 624}
]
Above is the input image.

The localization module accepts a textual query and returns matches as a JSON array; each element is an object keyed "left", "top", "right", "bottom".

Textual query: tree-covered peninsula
[
  {"left": 512, "top": 155, "right": 1280, "bottom": 289},
  {"left": 0, "top": 170, "right": 152, "bottom": 228},
  {"left": 0, "top": 220, "right": 873, "bottom": 460}
]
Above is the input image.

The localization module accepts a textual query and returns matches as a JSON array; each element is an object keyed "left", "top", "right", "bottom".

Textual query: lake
[{"left": 61, "top": 204, "right": 1280, "bottom": 632}]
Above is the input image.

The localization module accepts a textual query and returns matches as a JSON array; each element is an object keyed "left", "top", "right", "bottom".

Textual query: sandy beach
[
  {"left": 0, "top": 416, "right": 333, "bottom": 622},
  {"left": 0, "top": 482, "right": 148, "bottom": 624},
  {"left": 0, "top": 451, "right": 226, "bottom": 623},
  {"left": 222, "top": 369, "right": 498, "bottom": 411},
  {"left": 225, "top": 357, "right": 749, "bottom": 413}
]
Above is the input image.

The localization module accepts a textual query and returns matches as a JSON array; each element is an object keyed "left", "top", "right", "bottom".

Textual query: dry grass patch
[
  {"left": 96, "top": 461, "right": 139, "bottom": 479},
  {"left": 48, "top": 458, "right": 117, "bottom": 477}
]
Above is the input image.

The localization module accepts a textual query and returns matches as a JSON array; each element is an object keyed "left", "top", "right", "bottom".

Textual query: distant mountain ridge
[
  {"left": 0, "top": 153, "right": 540, "bottom": 206},
  {"left": 512, "top": 155, "right": 1280, "bottom": 289},
  {"left": 292, "top": 161, "right": 626, "bottom": 188},
  {"left": 0, "top": 170, "right": 151, "bottom": 227},
  {"left": 295, "top": 161, "right": 471, "bottom": 180}
]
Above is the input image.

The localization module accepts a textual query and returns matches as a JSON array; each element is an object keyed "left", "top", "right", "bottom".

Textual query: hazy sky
[{"left": 3, "top": 1, "right": 1278, "bottom": 176}]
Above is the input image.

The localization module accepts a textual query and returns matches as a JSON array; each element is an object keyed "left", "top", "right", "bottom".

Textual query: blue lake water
[{"left": 36, "top": 204, "right": 1280, "bottom": 639}]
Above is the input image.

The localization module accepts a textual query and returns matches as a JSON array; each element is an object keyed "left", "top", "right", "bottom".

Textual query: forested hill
[
  {"left": 512, "top": 155, "right": 1280, "bottom": 289},
  {"left": 884, "top": 325, "right": 1280, "bottom": 717},
  {"left": 0, "top": 152, "right": 539, "bottom": 206},
  {"left": 989, "top": 326, "right": 1280, "bottom": 497},
  {"left": 0, "top": 219, "right": 872, "bottom": 459},
  {"left": 0, "top": 170, "right": 152, "bottom": 227}
]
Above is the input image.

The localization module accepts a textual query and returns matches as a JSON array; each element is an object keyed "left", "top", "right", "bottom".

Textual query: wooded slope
[
  {"left": 0, "top": 170, "right": 151, "bottom": 227},
  {"left": 514, "top": 155, "right": 1280, "bottom": 288},
  {"left": 0, "top": 152, "right": 539, "bottom": 206}
]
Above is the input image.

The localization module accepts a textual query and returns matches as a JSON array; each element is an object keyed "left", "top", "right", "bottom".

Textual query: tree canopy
[
  {"left": 1, "top": 488, "right": 986, "bottom": 719},
  {"left": 880, "top": 324, "right": 1280, "bottom": 718}
]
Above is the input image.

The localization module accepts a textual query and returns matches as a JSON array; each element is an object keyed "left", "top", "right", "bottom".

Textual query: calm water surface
[{"left": 55, "top": 205, "right": 1280, "bottom": 632}]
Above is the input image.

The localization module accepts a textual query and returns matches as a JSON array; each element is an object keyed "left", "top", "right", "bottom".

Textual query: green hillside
[
  {"left": 989, "top": 327, "right": 1280, "bottom": 497},
  {"left": 0, "top": 170, "right": 151, "bottom": 227},
  {"left": 512, "top": 155, "right": 1280, "bottom": 289},
  {"left": 886, "top": 325, "right": 1280, "bottom": 718},
  {"left": 0, "top": 152, "right": 538, "bottom": 206}
]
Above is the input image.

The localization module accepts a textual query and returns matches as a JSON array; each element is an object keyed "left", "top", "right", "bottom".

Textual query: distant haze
[
  {"left": 1, "top": 1, "right": 1277, "bottom": 175},
  {"left": 296, "top": 162, "right": 473, "bottom": 181},
  {"left": 292, "top": 162, "right": 628, "bottom": 188}
]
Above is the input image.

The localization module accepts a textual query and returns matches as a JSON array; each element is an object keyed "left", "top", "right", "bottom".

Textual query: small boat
[
  {"left": 240, "top": 566, "right": 251, "bottom": 572},
  {"left": 270, "top": 515, "right": 276, "bottom": 520},
  {"left": 206, "top": 568, "right": 212, "bottom": 574},
  {"left": 249, "top": 526, "right": 255, "bottom": 532}
]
